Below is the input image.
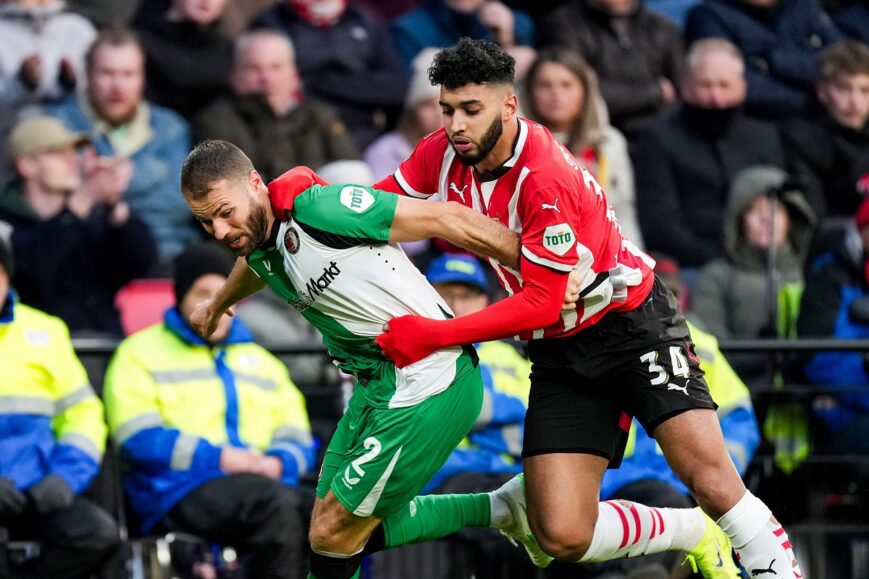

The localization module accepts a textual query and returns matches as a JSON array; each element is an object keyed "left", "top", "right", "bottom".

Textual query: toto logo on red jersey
[{"left": 284, "top": 227, "right": 300, "bottom": 254}]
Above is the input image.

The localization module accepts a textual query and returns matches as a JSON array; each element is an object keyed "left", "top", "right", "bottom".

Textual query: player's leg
[
  {"left": 511, "top": 336, "right": 716, "bottom": 569},
  {"left": 522, "top": 453, "right": 711, "bottom": 564},
  {"left": 655, "top": 408, "right": 802, "bottom": 577},
  {"left": 309, "top": 357, "right": 490, "bottom": 578}
]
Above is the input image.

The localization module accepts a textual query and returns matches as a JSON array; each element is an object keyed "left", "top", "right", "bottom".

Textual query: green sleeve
[{"left": 292, "top": 184, "right": 398, "bottom": 243}]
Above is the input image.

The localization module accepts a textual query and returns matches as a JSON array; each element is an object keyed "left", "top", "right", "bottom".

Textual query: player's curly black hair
[{"left": 429, "top": 38, "right": 515, "bottom": 90}]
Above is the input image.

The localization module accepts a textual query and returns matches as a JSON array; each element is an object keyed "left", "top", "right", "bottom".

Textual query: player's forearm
[
  {"left": 211, "top": 258, "right": 266, "bottom": 312},
  {"left": 438, "top": 202, "right": 520, "bottom": 269},
  {"left": 430, "top": 277, "right": 565, "bottom": 346}
]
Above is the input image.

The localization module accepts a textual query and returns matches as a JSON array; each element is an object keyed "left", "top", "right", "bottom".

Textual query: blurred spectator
[
  {"left": 372, "top": 253, "right": 535, "bottom": 579},
  {"left": 255, "top": 0, "right": 407, "bottom": 149},
  {"left": 0, "top": 235, "right": 119, "bottom": 578},
  {"left": 538, "top": 0, "right": 683, "bottom": 139},
  {"left": 797, "top": 198, "right": 869, "bottom": 476},
  {"left": 355, "top": 0, "right": 423, "bottom": 20},
  {"left": 195, "top": 30, "right": 359, "bottom": 183},
  {"left": 835, "top": 0, "right": 868, "bottom": 43},
  {"left": 134, "top": 0, "right": 234, "bottom": 118},
  {"left": 691, "top": 166, "right": 815, "bottom": 384},
  {"left": 103, "top": 242, "right": 314, "bottom": 578},
  {"left": 644, "top": 0, "right": 703, "bottom": 28},
  {"left": 0, "top": 116, "right": 157, "bottom": 337},
  {"left": 134, "top": 0, "right": 279, "bottom": 39},
  {"left": 364, "top": 48, "right": 441, "bottom": 180},
  {"left": 67, "top": 0, "right": 142, "bottom": 29},
  {"left": 782, "top": 40, "right": 869, "bottom": 220},
  {"left": 587, "top": 254, "right": 760, "bottom": 578},
  {"left": 632, "top": 39, "right": 785, "bottom": 268},
  {"left": 46, "top": 27, "right": 198, "bottom": 263},
  {"left": 316, "top": 159, "right": 375, "bottom": 186},
  {"left": 523, "top": 48, "right": 644, "bottom": 247},
  {"left": 0, "top": 0, "right": 96, "bottom": 108},
  {"left": 390, "top": 0, "right": 536, "bottom": 80},
  {"left": 685, "top": 0, "right": 842, "bottom": 119}
]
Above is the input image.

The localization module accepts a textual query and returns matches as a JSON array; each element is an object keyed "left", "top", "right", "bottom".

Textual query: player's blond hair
[{"left": 181, "top": 140, "right": 254, "bottom": 201}]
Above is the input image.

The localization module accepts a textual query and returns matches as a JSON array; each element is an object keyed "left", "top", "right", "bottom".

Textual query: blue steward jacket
[
  {"left": 104, "top": 308, "right": 315, "bottom": 532},
  {"left": 0, "top": 293, "right": 106, "bottom": 493}
]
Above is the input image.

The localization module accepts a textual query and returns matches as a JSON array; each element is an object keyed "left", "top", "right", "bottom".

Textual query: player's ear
[
  {"left": 248, "top": 169, "right": 264, "bottom": 190},
  {"left": 502, "top": 92, "right": 518, "bottom": 121}
]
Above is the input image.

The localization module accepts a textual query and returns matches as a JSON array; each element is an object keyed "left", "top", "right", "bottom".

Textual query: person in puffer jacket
[
  {"left": 0, "top": 234, "right": 119, "bottom": 579},
  {"left": 103, "top": 242, "right": 316, "bottom": 579}
]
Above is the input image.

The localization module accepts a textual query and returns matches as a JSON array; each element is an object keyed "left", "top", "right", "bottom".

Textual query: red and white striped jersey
[{"left": 392, "top": 118, "right": 656, "bottom": 339}]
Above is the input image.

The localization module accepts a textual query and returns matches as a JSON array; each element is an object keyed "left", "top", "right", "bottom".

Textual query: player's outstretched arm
[
  {"left": 388, "top": 197, "right": 521, "bottom": 269},
  {"left": 189, "top": 257, "right": 266, "bottom": 339}
]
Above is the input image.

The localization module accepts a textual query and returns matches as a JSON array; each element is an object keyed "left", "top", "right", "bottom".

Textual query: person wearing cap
[
  {"left": 0, "top": 115, "right": 157, "bottom": 337},
  {"left": 194, "top": 28, "right": 360, "bottom": 184},
  {"left": 103, "top": 241, "right": 314, "bottom": 579},
  {"left": 0, "top": 234, "right": 120, "bottom": 579},
  {"left": 368, "top": 252, "right": 536, "bottom": 578},
  {"left": 797, "top": 198, "right": 869, "bottom": 471}
]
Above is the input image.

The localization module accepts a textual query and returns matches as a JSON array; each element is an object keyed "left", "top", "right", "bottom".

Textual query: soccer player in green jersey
[{"left": 179, "top": 140, "right": 567, "bottom": 579}]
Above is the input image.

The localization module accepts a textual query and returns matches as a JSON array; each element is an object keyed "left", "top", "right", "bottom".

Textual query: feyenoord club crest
[{"left": 284, "top": 227, "right": 300, "bottom": 254}]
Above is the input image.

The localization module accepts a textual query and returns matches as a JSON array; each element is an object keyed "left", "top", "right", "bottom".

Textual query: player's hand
[
  {"left": 268, "top": 166, "right": 329, "bottom": 221},
  {"left": 562, "top": 267, "right": 582, "bottom": 311},
  {"left": 376, "top": 316, "right": 440, "bottom": 368},
  {"left": 189, "top": 298, "right": 234, "bottom": 340}
]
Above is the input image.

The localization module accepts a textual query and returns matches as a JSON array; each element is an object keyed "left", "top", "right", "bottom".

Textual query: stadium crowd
[{"left": 0, "top": 0, "right": 866, "bottom": 577}]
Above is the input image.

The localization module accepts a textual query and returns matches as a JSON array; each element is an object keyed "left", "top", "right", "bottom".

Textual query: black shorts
[{"left": 522, "top": 276, "right": 717, "bottom": 467}]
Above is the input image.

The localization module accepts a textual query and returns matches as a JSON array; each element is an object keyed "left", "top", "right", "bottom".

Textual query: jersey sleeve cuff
[
  {"left": 521, "top": 246, "right": 575, "bottom": 273},
  {"left": 395, "top": 168, "right": 433, "bottom": 199}
]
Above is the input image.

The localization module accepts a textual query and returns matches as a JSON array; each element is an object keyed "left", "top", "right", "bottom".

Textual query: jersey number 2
[{"left": 344, "top": 437, "right": 382, "bottom": 486}]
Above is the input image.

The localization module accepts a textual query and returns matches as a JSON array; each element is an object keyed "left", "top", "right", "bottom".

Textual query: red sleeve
[
  {"left": 372, "top": 174, "right": 406, "bottom": 195},
  {"left": 377, "top": 258, "right": 568, "bottom": 367},
  {"left": 518, "top": 184, "right": 582, "bottom": 273},
  {"left": 383, "top": 130, "right": 448, "bottom": 199},
  {"left": 268, "top": 166, "right": 329, "bottom": 221}
]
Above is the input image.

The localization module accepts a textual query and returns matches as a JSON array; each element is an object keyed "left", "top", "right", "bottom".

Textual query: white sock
[
  {"left": 718, "top": 491, "right": 802, "bottom": 578},
  {"left": 579, "top": 501, "right": 706, "bottom": 562},
  {"left": 489, "top": 493, "right": 513, "bottom": 527}
]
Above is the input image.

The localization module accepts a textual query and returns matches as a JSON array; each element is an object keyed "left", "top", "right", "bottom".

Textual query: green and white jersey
[{"left": 247, "top": 183, "right": 468, "bottom": 409}]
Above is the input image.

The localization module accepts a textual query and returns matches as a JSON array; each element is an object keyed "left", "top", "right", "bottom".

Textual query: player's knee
[
  {"left": 531, "top": 515, "right": 596, "bottom": 560},
  {"left": 308, "top": 516, "right": 343, "bottom": 553},
  {"left": 681, "top": 464, "right": 740, "bottom": 509}
]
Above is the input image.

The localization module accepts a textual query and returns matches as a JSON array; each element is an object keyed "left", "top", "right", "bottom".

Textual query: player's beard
[
  {"left": 453, "top": 115, "right": 503, "bottom": 166},
  {"left": 232, "top": 195, "right": 270, "bottom": 257}
]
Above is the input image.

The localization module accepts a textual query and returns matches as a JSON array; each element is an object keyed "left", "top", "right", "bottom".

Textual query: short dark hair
[
  {"left": 819, "top": 40, "right": 869, "bottom": 83},
  {"left": 429, "top": 38, "right": 515, "bottom": 90},
  {"left": 181, "top": 140, "right": 255, "bottom": 201},
  {"left": 85, "top": 25, "right": 142, "bottom": 71}
]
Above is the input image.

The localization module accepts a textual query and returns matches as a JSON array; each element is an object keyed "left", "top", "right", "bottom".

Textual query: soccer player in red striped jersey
[{"left": 375, "top": 38, "right": 801, "bottom": 578}]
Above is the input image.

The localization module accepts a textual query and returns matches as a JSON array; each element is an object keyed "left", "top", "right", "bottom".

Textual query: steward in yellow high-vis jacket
[
  {"left": 103, "top": 243, "right": 314, "bottom": 579},
  {"left": 0, "top": 236, "right": 119, "bottom": 579}
]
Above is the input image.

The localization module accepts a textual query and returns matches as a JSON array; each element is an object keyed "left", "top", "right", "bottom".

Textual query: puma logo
[
  {"left": 667, "top": 383, "right": 689, "bottom": 395},
  {"left": 449, "top": 182, "right": 467, "bottom": 199},
  {"left": 541, "top": 198, "right": 561, "bottom": 213},
  {"left": 751, "top": 560, "right": 777, "bottom": 575}
]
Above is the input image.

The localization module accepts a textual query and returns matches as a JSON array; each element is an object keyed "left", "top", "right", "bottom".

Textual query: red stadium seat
[{"left": 115, "top": 279, "right": 175, "bottom": 336}]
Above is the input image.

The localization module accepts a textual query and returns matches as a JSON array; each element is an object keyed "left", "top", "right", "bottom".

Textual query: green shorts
[{"left": 316, "top": 353, "right": 483, "bottom": 518}]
